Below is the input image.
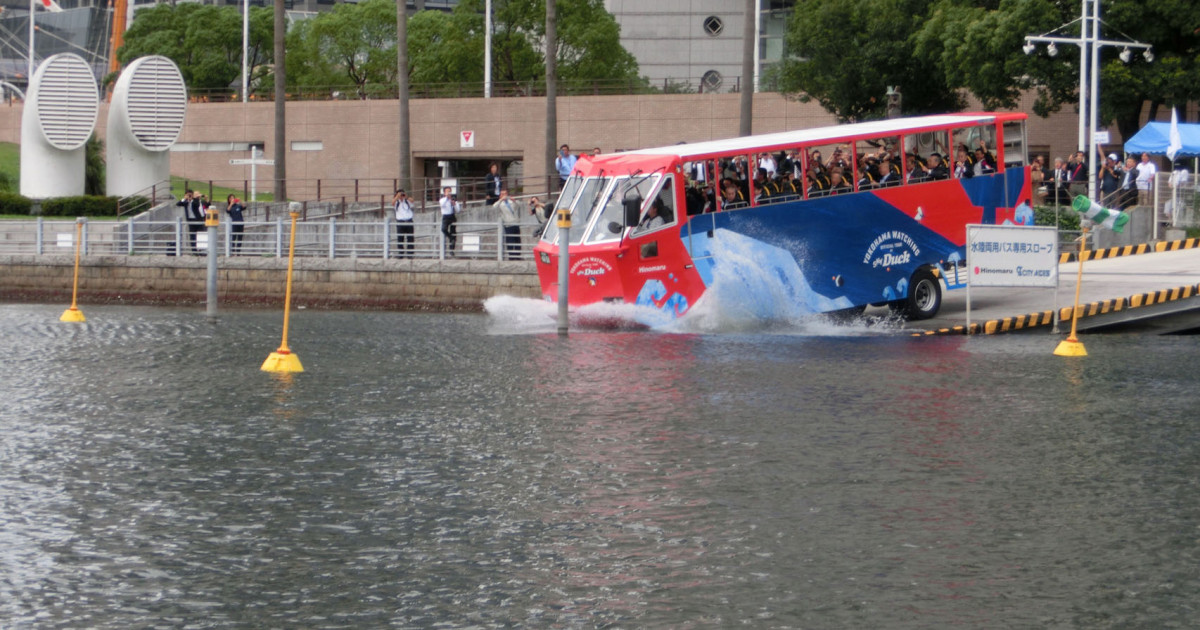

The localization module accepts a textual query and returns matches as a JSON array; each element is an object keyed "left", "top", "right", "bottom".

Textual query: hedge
[
  {"left": 0, "top": 191, "right": 32, "bottom": 215},
  {"left": 39, "top": 196, "right": 123, "bottom": 217}
]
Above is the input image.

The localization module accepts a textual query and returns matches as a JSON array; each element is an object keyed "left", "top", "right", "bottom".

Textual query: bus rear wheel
[{"left": 890, "top": 268, "right": 941, "bottom": 321}]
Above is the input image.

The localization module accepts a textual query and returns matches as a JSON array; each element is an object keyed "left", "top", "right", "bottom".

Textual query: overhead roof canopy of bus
[{"left": 587, "top": 113, "right": 1024, "bottom": 172}]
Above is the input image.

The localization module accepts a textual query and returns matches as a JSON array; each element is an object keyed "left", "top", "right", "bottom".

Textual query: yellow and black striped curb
[
  {"left": 911, "top": 282, "right": 1200, "bottom": 337},
  {"left": 1058, "top": 237, "right": 1200, "bottom": 263}
]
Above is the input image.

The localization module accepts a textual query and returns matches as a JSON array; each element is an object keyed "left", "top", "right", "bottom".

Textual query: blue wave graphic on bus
[
  {"left": 684, "top": 229, "right": 854, "bottom": 319},
  {"left": 682, "top": 191, "right": 972, "bottom": 309}
]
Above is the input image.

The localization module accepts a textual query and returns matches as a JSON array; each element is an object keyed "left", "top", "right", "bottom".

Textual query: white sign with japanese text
[
  {"left": 966, "top": 224, "right": 1058, "bottom": 288},
  {"left": 460, "top": 130, "right": 475, "bottom": 148}
]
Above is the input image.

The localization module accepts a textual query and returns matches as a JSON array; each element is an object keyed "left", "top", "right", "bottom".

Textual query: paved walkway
[{"left": 907, "top": 243, "right": 1200, "bottom": 336}]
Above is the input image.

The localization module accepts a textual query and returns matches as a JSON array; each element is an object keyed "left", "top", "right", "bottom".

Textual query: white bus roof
[{"left": 622, "top": 113, "right": 1003, "bottom": 160}]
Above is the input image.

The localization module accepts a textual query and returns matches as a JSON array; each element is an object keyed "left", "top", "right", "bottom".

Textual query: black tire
[{"left": 894, "top": 268, "right": 942, "bottom": 321}]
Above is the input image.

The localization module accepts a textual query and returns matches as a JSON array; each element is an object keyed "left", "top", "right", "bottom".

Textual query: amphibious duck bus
[{"left": 533, "top": 113, "right": 1032, "bottom": 321}]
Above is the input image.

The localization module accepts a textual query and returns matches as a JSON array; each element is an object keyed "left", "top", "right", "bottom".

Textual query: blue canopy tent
[{"left": 1123, "top": 121, "right": 1200, "bottom": 158}]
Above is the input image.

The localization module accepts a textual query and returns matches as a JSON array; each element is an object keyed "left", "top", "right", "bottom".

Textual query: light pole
[{"left": 1024, "top": 0, "right": 1152, "bottom": 201}]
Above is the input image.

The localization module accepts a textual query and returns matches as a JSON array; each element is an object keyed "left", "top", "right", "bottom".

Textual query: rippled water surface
[{"left": 3, "top": 302, "right": 1200, "bottom": 628}]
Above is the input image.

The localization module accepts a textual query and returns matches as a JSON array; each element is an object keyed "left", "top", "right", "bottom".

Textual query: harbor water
[{"left": 2, "top": 301, "right": 1199, "bottom": 628}]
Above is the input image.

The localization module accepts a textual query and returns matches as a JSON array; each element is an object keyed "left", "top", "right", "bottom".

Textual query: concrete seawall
[{"left": 0, "top": 255, "right": 542, "bottom": 310}]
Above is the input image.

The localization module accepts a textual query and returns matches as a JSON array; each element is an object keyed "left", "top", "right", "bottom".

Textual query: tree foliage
[
  {"left": 772, "top": 0, "right": 964, "bottom": 122},
  {"left": 123, "top": 0, "right": 641, "bottom": 96},
  {"left": 287, "top": 0, "right": 399, "bottom": 97},
  {"left": 117, "top": 3, "right": 274, "bottom": 93},
  {"left": 774, "top": 0, "right": 1200, "bottom": 135},
  {"left": 407, "top": 0, "right": 640, "bottom": 87}
]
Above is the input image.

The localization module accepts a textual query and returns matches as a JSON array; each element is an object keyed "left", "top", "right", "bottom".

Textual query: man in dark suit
[{"left": 177, "top": 190, "right": 206, "bottom": 254}]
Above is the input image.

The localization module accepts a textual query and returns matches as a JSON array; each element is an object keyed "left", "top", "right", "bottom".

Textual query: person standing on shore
[
  {"left": 225, "top": 194, "right": 245, "bottom": 255},
  {"left": 484, "top": 162, "right": 502, "bottom": 206},
  {"left": 555, "top": 144, "right": 577, "bottom": 186},
  {"left": 439, "top": 187, "right": 460, "bottom": 256},
  {"left": 393, "top": 189, "right": 414, "bottom": 258},
  {"left": 495, "top": 187, "right": 521, "bottom": 260},
  {"left": 177, "top": 190, "right": 205, "bottom": 254}
]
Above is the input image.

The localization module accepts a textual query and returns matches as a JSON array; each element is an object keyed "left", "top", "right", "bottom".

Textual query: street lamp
[
  {"left": 1023, "top": 42, "right": 1036, "bottom": 55},
  {"left": 1024, "top": 0, "right": 1153, "bottom": 200}
]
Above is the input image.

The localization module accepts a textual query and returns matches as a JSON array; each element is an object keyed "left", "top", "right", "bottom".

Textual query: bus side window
[
  {"left": 1002, "top": 120, "right": 1027, "bottom": 169},
  {"left": 633, "top": 175, "right": 677, "bottom": 235}
]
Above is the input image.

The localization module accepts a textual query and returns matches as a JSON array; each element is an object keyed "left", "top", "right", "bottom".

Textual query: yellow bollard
[
  {"left": 59, "top": 218, "right": 86, "bottom": 323},
  {"left": 262, "top": 205, "right": 304, "bottom": 373},
  {"left": 1054, "top": 227, "right": 1088, "bottom": 357}
]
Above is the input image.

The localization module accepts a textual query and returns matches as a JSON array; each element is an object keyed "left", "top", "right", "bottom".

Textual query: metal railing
[
  {"left": 176, "top": 174, "right": 560, "bottom": 208},
  {"left": 0, "top": 216, "right": 542, "bottom": 262},
  {"left": 1156, "top": 171, "right": 1199, "bottom": 230}
]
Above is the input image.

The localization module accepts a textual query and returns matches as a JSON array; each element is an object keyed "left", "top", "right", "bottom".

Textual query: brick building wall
[{"left": 0, "top": 91, "right": 1089, "bottom": 201}]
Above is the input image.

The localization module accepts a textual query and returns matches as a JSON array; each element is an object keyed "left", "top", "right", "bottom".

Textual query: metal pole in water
[
  {"left": 556, "top": 207, "right": 571, "bottom": 336},
  {"left": 205, "top": 204, "right": 219, "bottom": 319}
]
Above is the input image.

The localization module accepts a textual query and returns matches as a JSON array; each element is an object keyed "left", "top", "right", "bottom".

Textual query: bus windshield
[
  {"left": 584, "top": 174, "right": 661, "bottom": 244},
  {"left": 566, "top": 177, "right": 612, "bottom": 246},
  {"left": 539, "top": 175, "right": 585, "bottom": 244}
]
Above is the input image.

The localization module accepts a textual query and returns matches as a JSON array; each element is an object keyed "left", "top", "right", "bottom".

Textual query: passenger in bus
[
  {"left": 828, "top": 171, "right": 852, "bottom": 195},
  {"left": 973, "top": 143, "right": 997, "bottom": 176},
  {"left": 926, "top": 153, "right": 949, "bottom": 180},
  {"left": 953, "top": 147, "right": 973, "bottom": 179},
  {"left": 758, "top": 153, "right": 778, "bottom": 179},
  {"left": 754, "top": 168, "right": 780, "bottom": 203},
  {"left": 857, "top": 156, "right": 880, "bottom": 190},
  {"left": 808, "top": 149, "right": 825, "bottom": 173},
  {"left": 722, "top": 181, "right": 747, "bottom": 209},
  {"left": 877, "top": 158, "right": 901, "bottom": 187},
  {"left": 828, "top": 147, "right": 850, "bottom": 172},
  {"left": 685, "top": 184, "right": 709, "bottom": 216},
  {"left": 907, "top": 153, "right": 930, "bottom": 183},
  {"left": 777, "top": 171, "right": 801, "bottom": 199},
  {"left": 807, "top": 154, "right": 831, "bottom": 191}
]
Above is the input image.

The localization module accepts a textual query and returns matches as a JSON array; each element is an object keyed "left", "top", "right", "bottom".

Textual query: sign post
[
  {"left": 229, "top": 146, "right": 275, "bottom": 202},
  {"left": 965, "top": 224, "right": 1059, "bottom": 332}
]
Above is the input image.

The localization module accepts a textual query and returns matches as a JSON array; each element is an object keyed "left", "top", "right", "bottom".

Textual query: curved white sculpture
[
  {"left": 20, "top": 53, "right": 100, "bottom": 198},
  {"left": 107, "top": 56, "right": 187, "bottom": 197}
]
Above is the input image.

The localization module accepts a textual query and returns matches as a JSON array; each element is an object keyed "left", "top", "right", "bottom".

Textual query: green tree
[
  {"left": 406, "top": 0, "right": 641, "bottom": 89},
  {"left": 913, "top": 0, "right": 1074, "bottom": 114},
  {"left": 287, "top": 0, "right": 399, "bottom": 98},
  {"left": 774, "top": 0, "right": 1200, "bottom": 135},
  {"left": 85, "top": 136, "right": 104, "bottom": 196},
  {"left": 772, "top": 0, "right": 967, "bottom": 122},
  {"left": 1096, "top": 0, "right": 1200, "bottom": 139},
  {"left": 118, "top": 3, "right": 274, "bottom": 93}
]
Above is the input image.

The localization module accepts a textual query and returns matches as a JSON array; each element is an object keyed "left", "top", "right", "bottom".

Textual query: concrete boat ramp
[{"left": 907, "top": 239, "right": 1200, "bottom": 336}]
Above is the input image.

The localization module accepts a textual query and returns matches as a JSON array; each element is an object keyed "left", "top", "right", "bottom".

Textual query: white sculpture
[
  {"left": 106, "top": 56, "right": 187, "bottom": 197},
  {"left": 20, "top": 53, "right": 99, "bottom": 198}
]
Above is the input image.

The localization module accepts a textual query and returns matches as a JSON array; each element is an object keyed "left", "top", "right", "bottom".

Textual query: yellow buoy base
[
  {"left": 59, "top": 307, "right": 86, "bottom": 323},
  {"left": 261, "top": 349, "right": 304, "bottom": 373},
  {"left": 1053, "top": 337, "right": 1087, "bottom": 357}
]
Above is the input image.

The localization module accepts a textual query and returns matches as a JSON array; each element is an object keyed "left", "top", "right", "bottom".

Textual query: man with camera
[
  {"left": 176, "top": 189, "right": 207, "bottom": 254},
  {"left": 439, "top": 187, "right": 461, "bottom": 256}
]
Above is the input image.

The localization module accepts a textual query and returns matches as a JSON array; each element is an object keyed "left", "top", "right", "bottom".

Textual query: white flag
[{"left": 1167, "top": 107, "right": 1183, "bottom": 162}]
